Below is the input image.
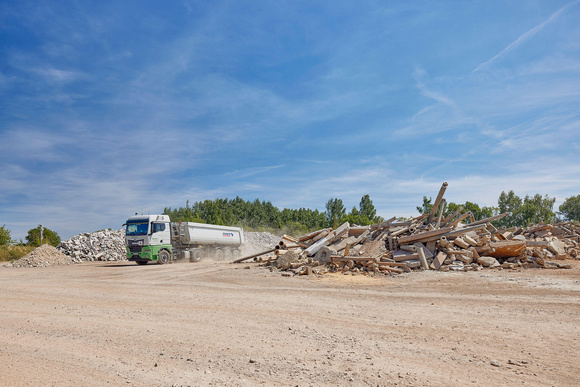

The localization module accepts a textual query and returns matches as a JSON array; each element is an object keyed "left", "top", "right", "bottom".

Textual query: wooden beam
[
  {"left": 443, "top": 206, "right": 464, "bottom": 226},
  {"left": 330, "top": 256, "right": 378, "bottom": 263},
  {"left": 311, "top": 229, "right": 331, "bottom": 243},
  {"left": 281, "top": 235, "right": 309, "bottom": 248},
  {"left": 393, "top": 252, "right": 420, "bottom": 262},
  {"left": 349, "top": 226, "right": 370, "bottom": 237},
  {"left": 430, "top": 252, "right": 447, "bottom": 270},
  {"left": 397, "top": 228, "right": 452, "bottom": 244},
  {"left": 428, "top": 182, "right": 448, "bottom": 223},
  {"left": 465, "top": 212, "right": 509, "bottom": 227},
  {"left": 232, "top": 248, "right": 276, "bottom": 263},
  {"left": 329, "top": 221, "right": 350, "bottom": 243},
  {"left": 304, "top": 233, "right": 333, "bottom": 256},
  {"left": 449, "top": 212, "right": 472, "bottom": 228},
  {"left": 299, "top": 228, "right": 332, "bottom": 242},
  {"left": 417, "top": 246, "right": 429, "bottom": 270},
  {"left": 435, "top": 199, "right": 446, "bottom": 229}
]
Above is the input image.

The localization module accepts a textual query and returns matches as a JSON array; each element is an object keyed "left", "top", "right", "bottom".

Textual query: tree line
[
  {"left": 1, "top": 192, "right": 579, "bottom": 249},
  {"left": 417, "top": 191, "right": 580, "bottom": 227},
  {"left": 163, "top": 194, "right": 383, "bottom": 235}
]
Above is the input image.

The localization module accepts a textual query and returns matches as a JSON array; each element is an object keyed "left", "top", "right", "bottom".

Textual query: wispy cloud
[
  {"left": 224, "top": 165, "right": 285, "bottom": 180},
  {"left": 473, "top": 1, "right": 579, "bottom": 72},
  {"left": 1, "top": 1, "right": 580, "bottom": 241},
  {"left": 32, "top": 67, "right": 88, "bottom": 83}
]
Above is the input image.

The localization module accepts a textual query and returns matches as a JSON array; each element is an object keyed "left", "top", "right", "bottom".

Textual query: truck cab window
[{"left": 152, "top": 223, "right": 166, "bottom": 233}]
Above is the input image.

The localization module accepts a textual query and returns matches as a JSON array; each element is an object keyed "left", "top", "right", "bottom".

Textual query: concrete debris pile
[
  {"left": 4, "top": 244, "right": 76, "bottom": 268},
  {"left": 58, "top": 229, "right": 126, "bottom": 262},
  {"left": 234, "top": 182, "right": 577, "bottom": 276}
]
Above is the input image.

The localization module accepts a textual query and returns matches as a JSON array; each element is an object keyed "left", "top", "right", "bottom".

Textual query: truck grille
[
  {"left": 129, "top": 245, "right": 142, "bottom": 253},
  {"left": 128, "top": 239, "right": 144, "bottom": 253}
]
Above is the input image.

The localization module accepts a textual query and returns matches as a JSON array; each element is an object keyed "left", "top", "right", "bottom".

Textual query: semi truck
[{"left": 124, "top": 214, "right": 244, "bottom": 265}]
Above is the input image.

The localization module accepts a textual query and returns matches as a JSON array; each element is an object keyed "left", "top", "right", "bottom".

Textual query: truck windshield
[{"left": 126, "top": 221, "right": 149, "bottom": 236}]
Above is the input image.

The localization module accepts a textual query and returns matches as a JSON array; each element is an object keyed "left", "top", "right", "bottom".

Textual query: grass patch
[{"left": 0, "top": 245, "right": 35, "bottom": 262}]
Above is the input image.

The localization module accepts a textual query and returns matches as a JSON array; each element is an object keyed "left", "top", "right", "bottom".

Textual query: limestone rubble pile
[
  {"left": 4, "top": 244, "right": 76, "bottom": 268},
  {"left": 58, "top": 229, "right": 126, "bottom": 262},
  {"left": 235, "top": 182, "right": 578, "bottom": 277}
]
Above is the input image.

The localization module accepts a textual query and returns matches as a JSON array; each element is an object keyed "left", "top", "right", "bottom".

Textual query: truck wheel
[
  {"left": 158, "top": 250, "right": 170, "bottom": 265},
  {"left": 215, "top": 249, "right": 224, "bottom": 261},
  {"left": 224, "top": 249, "right": 233, "bottom": 261},
  {"left": 234, "top": 249, "right": 241, "bottom": 259},
  {"left": 191, "top": 249, "right": 202, "bottom": 262}
]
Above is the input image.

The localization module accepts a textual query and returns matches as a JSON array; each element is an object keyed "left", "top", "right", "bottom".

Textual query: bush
[
  {"left": 0, "top": 245, "right": 35, "bottom": 262},
  {"left": 0, "top": 225, "right": 12, "bottom": 245}
]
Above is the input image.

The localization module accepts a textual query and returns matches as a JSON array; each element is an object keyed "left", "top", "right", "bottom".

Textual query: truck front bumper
[{"left": 126, "top": 247, "right": 153, "bottom": 261}]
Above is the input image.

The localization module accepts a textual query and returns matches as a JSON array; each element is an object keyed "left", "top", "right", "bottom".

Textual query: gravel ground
[{"left": 0, "top": 259, "right": 579, "bottom": 386}]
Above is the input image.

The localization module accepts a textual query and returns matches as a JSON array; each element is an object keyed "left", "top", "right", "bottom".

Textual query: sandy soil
[{"left": 1, "top": 260, "right": 579, "bottom": 386}]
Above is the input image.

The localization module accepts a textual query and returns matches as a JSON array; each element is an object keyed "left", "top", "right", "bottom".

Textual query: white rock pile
[{"left": 58, "top": 229, "right": 126, "bottom": 261}]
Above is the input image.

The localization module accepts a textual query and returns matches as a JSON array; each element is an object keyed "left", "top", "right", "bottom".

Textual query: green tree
[
  {"left": 164, "top": 197, "right": 328, "bottom": 232},
  {"left": 497, "top": 190, "right": 523, "bottom": 227},
  {"left": 496, "top": 191, "right": 555, "bottom": 227},
  {"left": 0, "top": 225, "right": 12, "bottom": 245},
  {"left": 325, "top": 198, "right": 346, "bottom": 229},
  {"left": 359, "top": 194, "right": 377, "bottom": 223},
  {"left": 520, "top": 194, "right": 556, "bottom": 225},
  {"left": 342, "top": 206, "right": 371, "bottom": 226},
  {"left": 559, "top": 195, "right": 580, "bottom": 222},
  {"left": 25, "top": 226, "right": 61, "bottom": 247},
  {"left": 416, "top": 196, "right": 433, "bottom": 215},
  {"left": 463, "top": 201, "right": 495, "bottom": 221}
]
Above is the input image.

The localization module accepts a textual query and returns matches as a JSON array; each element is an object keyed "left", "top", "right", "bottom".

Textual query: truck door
[{"left": 151, "top": 222, "right": 170, "bottom": 245}]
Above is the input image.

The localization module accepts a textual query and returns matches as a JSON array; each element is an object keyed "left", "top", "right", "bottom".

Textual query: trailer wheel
[
  {"left": 234, "top": 249, "right": 241, "bottom": 259},
  {"left": 224, "top": 249, "right": 233, "bottom": 261},
  {"left": 215, "top": 248, "right": 224, "bottom": 261},
  {"left": 158, "top": 250, "right": 170, "bottom": 265}
]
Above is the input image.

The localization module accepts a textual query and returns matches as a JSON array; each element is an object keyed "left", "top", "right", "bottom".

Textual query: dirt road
[{"left": 1, "top": 260, "right": 579, "bottom": 386}]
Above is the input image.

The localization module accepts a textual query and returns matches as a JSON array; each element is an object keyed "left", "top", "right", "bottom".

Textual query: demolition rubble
[{"left": 235, "top": 182, "right": 578, "bottom": 276}]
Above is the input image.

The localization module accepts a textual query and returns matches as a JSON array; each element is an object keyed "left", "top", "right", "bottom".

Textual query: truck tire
[
  {"left": 158, "top": 250, "right": 170, "bottom": 265},
  {"left": 191, "top": 249, "right": 202, "bottom": 262},
  {"left": 215, "top": 249, "right": 224, "bottom": 261},
  {"left": 224, "top": 249, "right": 233, "bottom": 261}
]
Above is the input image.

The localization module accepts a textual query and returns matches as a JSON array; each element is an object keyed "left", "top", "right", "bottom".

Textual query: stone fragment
[
  {"left": 314, "top": 246, "right": 337, "bottom": 263},
  {"left": 477, "top": 256, "right": 500, "bottom": 267},
  {"left": 275, "top": 250, "right": 300, "bottom": 270}
]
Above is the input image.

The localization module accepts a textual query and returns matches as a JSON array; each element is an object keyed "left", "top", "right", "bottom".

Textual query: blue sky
[{"left": 1, "top": 1, "right": 580, "bottom": 241}]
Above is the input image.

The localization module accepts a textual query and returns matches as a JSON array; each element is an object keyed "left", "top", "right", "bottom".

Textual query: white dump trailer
[
  {"left": 174, "top": 222, "right": 244, "bottom": 262},
  {"left": 178, "top": 222, "right": 244, "bottom": 247},
  {"left": 125, "top": 214, "right": 244, "bottom": 265}
]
